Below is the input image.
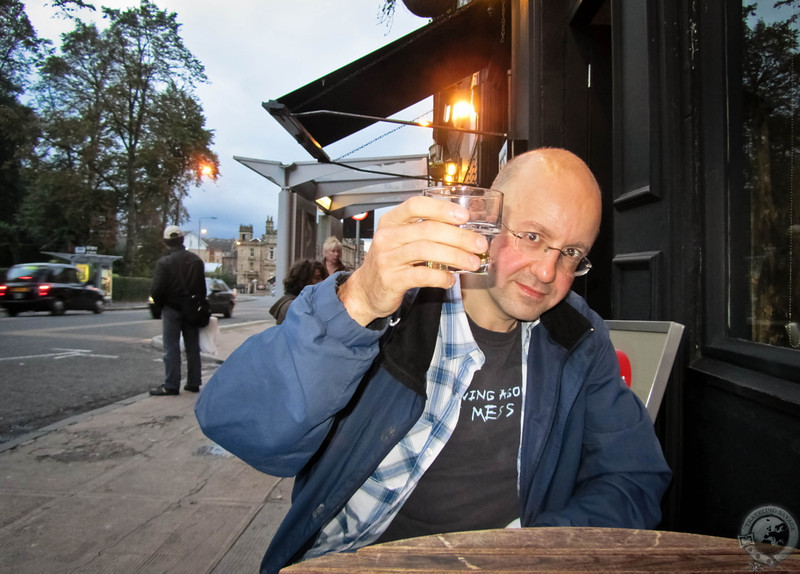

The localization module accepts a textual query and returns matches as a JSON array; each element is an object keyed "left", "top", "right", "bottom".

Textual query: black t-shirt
[{"left": 377, "top": 316, "right": 523, "bottom": 543}]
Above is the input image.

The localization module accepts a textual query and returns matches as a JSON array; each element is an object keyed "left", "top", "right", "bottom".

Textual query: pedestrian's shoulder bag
[{"left": 177, "top": 255, "right": 211, "bottom": 328}]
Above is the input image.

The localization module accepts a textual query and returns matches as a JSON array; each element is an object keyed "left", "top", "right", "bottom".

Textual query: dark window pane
[{"left": 733, "top": 1, "right": 799, "bottom": 349}]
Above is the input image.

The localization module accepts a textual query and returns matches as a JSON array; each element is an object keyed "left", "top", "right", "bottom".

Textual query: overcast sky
[{"left": 25, "top": 0, "right": 434, "bottom": 240}]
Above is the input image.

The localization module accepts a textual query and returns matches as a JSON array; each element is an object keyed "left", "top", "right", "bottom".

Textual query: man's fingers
[
  {"left": 338, "top": 195, "right": 489, "bottom": 325},
  {"left": 373, "top": 219, "right": 488, "bottom": 263},
  {"left": 378, "top": 195, "right": 470, "bottom": 228},
  {"left": 403, "top": 241, "right": 483, "bottom": 273}
]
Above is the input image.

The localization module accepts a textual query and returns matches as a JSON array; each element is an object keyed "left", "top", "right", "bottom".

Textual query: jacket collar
[
  {"left": 378, "top": 288, "right": 592, "bottom": 396},
  {"left": 379, "top": 287, "right": 445, "bottom": 397},
  {"left": 539, "top": 295, "right": 594, "bottom": 351}
]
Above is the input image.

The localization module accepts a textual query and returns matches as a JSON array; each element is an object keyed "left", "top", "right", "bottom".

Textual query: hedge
[
  {"left": 111, "top": 276, "right": 152, "bottom": 302},
  {"left": 2, "top": 271, "right": 230, "bottom": 304}
]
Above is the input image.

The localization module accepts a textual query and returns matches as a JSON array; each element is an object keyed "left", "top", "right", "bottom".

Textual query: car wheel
[
  {"left": 150, "top": 308, "right": 161, "bottom": 320},
  {"left": 6, "top": 308, "right": 18, "bottom": 317},
  {"left": 93, "top": 298, "right": 104, "bottom": 314},
  {"left": 51, "top": 299, "right": 66, "bottom": 316},
  {"left": 224, "top": 302, "right": 233, "bottom": 319}
]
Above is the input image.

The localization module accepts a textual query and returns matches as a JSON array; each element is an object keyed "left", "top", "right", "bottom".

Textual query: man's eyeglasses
[{"left": 502, "top": 223, "right": 592, "bottom": 277}]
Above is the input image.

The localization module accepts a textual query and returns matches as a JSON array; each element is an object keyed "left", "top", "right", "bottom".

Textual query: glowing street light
[{"left": 450, "top": 100, "right": 476, "bottom": 122}]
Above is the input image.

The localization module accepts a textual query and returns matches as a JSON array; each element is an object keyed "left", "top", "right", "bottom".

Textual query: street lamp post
[
  {"left": 198, "top": 216, "right": 217, "bottom": 259},
  {"left": 351, "top": 211, "right": 369, "bottom": 268}
]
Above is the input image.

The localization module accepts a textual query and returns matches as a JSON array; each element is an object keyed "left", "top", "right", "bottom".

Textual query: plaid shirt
[{"left": 304, "top": 280, "right": 535, "bottom": 559}]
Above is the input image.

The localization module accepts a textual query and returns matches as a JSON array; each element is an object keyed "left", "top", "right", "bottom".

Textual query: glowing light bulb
[{"left": 450, "top": 101, "right": 475, "bottom": 122}]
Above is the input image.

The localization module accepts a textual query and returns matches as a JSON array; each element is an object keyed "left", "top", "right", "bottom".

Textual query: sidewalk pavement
[{"left": 0, "top": 317, "right": 293, "bottom": 574}]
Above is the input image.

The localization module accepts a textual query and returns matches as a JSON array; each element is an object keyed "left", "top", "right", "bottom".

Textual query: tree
[
  {"left": 0, "top": 0, "right": 48, "bottom": 95},
  {"left": 136, "top": 84, "right": 219, "bottom": 274},
  {"left": 26, "top": 0, "right": 218, "bottom": 274},
  {"left": 102, "top": 0, "right": 210, "bottom": 274},
  {"left": 0, "top": 0, "right": 47, "bottom": 265},
  {"left": 28, "top": 20, "right": 118, "bottom": 253}
]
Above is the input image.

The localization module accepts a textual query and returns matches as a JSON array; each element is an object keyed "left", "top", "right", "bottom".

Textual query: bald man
[{"left": 196, "top": 149, "right": 671, "bottom": 574}]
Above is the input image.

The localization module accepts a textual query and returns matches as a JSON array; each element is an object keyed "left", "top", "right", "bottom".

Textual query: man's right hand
[{"left": 337, "top": 195, "right": 489, "bottom": 326}]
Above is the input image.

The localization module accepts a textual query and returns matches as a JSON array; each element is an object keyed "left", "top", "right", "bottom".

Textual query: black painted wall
[{"left": 514, "top": 0, "right": 800, "bottom": 534}]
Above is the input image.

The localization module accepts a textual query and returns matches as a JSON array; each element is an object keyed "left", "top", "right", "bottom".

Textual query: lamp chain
[
  {"left": 789, "top": 54, "right": 795, "bottom": 323},
  {"left": 786, "top": 55, "right": 797, "bottom": 347},
  {"left": 335, "top": 109, "right": 433, "bottom": 161},
  {"left": 500, "top": 0, "right": 506, "bottom": 44}
]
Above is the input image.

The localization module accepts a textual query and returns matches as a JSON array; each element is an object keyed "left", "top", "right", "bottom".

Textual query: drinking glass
[{"left": 423, "top": 185, "right": 504, "bottom": 274}]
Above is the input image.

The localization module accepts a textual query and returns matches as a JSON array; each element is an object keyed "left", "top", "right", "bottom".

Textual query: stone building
[
  {"left": 234, "top": 218, "right": 277, "bottom": 293},
  {"left": 204, "top": 237, "right": 236, "bottom": 276}
]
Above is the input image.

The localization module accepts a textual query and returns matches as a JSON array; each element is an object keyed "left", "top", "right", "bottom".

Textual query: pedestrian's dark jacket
[{"left": 151, "top": 245, "right": 206, "bottom": 311}]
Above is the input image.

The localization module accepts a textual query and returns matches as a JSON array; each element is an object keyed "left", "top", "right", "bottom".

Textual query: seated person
[
  {"left": 196, "top": 148, "right": 672, "bottom": 574},
  {"left": 269, "top": 259, "right": 326, "bottom": 324}
]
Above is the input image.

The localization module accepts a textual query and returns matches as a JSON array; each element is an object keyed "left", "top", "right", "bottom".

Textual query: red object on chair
[{"left": 616, "top": 349, "right": 632, "bottom": 387}]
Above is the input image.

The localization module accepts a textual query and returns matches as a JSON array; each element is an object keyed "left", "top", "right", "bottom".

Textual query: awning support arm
[{"left": 294, "top": 109, "right": 507, "bottom": 138}]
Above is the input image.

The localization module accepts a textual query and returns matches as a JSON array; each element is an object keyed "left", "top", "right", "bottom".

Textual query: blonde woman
[{"left": 322, "top": 236, "right": 347, "bottom": 276}]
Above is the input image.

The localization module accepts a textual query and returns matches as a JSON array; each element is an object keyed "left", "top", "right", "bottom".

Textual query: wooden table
[{"left": 282, "top": 527, "right": 800, "bottom": 572}]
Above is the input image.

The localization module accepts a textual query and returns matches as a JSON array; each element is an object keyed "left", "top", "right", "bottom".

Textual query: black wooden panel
[
  {"left": 611, "top": 0, "right": 670, "bottom": 322},
  {"left": 612, "top": 0, "right": 652, "bottom": 199},
  {"left": 680, "top": 368, "right": 800, "bottom": 538},
  {"left": 612, "top": 251, "right": 662, "bottom": 320},
  {"left": 613, "top": 184, "right": 660, "bottom": 211}
]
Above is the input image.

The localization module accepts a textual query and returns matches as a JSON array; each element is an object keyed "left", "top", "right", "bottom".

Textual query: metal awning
[
  {"left": 265, "top": 0, "right": 504, "bottom": 162},
  {"left": 43, "top": 252, "right": 122, "bottom": 266},
  {"left": 236, "top": 154, "right": 429, "bottom": 218}
]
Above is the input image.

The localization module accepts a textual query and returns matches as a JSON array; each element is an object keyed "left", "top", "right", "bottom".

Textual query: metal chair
[{"left": 606, "top": 320, "right": 685, "bottom": 422}]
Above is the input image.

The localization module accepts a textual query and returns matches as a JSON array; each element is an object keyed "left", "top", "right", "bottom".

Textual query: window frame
[{"left": 700, "top": 0, "right": 800, "bottom": 382}]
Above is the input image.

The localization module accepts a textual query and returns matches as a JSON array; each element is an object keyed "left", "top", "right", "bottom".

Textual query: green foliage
[
  {"left": 0, "top": 0, "right": 47, "bottom": 266},
  {"left": 208, "top": 268, "right": 236, "bottom": 289},
  {"left": 16, "top": 0, "right": 219, "bottom": 275},
  {"left": 110, "top": 275, "right": 152, "bottom": 302},
  {"left": 0, "top": 94, "right": 40, "bottom": 265},
  {"left": 100, "top": 1, "right": 212, "bottom": 275},
  {"left": 0, "top": 0, "right": 50, "bottom": 95},
  {"left": 140, "top": 84, "right": 220, "bottom": 231}
]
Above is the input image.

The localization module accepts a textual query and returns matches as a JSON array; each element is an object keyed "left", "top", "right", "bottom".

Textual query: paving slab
[{"left": 0, "top": 318, "right": 292, "bottom": 574}]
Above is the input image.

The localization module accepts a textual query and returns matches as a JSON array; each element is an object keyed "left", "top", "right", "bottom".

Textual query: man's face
[{"left": 472, "top": 159, "right": 602, "bottom": 328}]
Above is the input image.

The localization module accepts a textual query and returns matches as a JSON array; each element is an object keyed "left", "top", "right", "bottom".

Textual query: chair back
[{"left": 605, "top": 320, "right": 684, "bottom": 422}]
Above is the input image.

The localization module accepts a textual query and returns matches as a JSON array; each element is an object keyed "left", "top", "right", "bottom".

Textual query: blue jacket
[{"left": 195, "top": 276, "right": 671, "bottom": 573}]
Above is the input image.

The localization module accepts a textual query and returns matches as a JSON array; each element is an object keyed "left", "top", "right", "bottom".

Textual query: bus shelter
[{"left": 43, "top": 251, "right": 122, "bottom": 301}]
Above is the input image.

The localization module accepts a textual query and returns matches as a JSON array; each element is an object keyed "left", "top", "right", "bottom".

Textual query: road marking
[
  {"left": 0, "top": 348, "right": 119, "bottom": 361},
  {"left": 1, "top": 318, "right": 155, "bottom": 333},
  {"left": 0, "top": 331, "right": 150, "bottom": 343}
]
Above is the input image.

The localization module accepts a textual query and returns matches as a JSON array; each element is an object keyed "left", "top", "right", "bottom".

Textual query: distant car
[
  {"left": 0, "top": 263, "right": 105, "bottom": 316},
  {"left": 206, "top": 278, "right": 236, "bottom": 318},
  {"left": 149, "top": 277, "right": 236, "bottom": 320}
]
